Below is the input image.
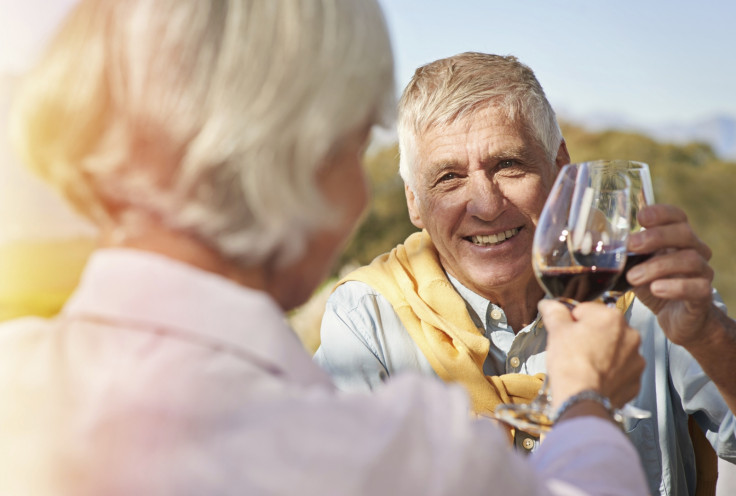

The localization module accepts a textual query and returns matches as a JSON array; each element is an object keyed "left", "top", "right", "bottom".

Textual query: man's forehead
[
  {"left": 416, "top": 113, "right": 531, "bottom": 165},
  {"left": 421, "top": 102, "right": 514, "bottom": 133}
]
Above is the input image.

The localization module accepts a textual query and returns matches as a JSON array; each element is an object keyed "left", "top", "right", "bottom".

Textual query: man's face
[{"left": 405, "top": 106, "right": 564, "bottom": 300}]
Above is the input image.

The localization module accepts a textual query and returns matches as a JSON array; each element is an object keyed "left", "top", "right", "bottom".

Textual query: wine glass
[
  {"left": 585, "top": 160, "right": 655, "bottom": 421},
  {"left": 588, "top": 160, "right": 655, "bottom": 305},
  {"left": 493, "top": 162, "right": 631, "bottom": 435}
]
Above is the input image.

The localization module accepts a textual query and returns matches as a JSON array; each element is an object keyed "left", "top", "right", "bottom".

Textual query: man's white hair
[{"left": 11, "top": 0, "right": 394, "bottom": 267}]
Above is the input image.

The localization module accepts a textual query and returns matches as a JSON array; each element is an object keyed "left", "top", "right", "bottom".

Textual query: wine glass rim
[{"left": 579, "top": 159, "right": 650, "bottom": 170}]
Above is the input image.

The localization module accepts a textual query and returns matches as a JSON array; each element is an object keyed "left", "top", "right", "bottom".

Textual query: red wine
[
  {"left": 610, "top": 252, "right": 654, "bottom": 293},
  {"left": 539, "top": 266, "right": 621, "bottom": 303}
]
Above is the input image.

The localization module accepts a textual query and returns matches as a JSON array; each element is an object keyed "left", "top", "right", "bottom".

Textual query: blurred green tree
[
  {"left": 336, "top": 143, "right": 418, "bottom": 270},
  {"left": 563, "top": 122, "right": 735, "bottom": 311},
  {"left": 337, "top": 124, "right": 736, "bottom": 311}
]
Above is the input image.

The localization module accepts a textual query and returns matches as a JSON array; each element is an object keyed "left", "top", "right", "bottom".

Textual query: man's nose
[{"left": 466, "top": 173, "right": 504, "bottom": 219}]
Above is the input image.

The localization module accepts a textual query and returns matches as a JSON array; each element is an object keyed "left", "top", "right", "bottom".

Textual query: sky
[
  {"left": 1, "top": 0, "right": 735, "bottom": 127},
  {"left": 377, "top": 0, "right": 736, "bottom": 127},
  {"left": 0, "top": 0, "right": 75, "bottom": 73}
]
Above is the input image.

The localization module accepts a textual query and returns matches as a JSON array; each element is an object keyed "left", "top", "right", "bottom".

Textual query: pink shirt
[{"left": 0, "top": 248, "right": 647, "bottom": 495}]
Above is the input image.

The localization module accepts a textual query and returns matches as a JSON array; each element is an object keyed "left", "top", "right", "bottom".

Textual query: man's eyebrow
[
  {"left": 427, "top": 160, "right": 461, "bottom": 173},
  {"left": 481, "top": 146, "right": 534, "bottom": 164}
]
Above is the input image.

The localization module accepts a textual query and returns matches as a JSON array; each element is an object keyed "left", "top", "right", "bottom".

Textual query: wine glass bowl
[
  {"left": 587, "top": 160, "right": 656, "bottom": 300},
  {"left": 533, "top": 162, "right": 631, "bottom": 306}
]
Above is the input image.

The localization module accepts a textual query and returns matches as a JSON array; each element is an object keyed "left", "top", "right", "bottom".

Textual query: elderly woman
[{"left": 0, "top": 0, "right": 647, "bottom": 494}]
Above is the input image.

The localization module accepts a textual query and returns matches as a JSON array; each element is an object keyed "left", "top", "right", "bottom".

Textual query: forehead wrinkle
[
  {"left": 417, "top": 107, "right": 540, "bottom": 176},
  {"left": 416, "top": 132, "right": 466, "bottom": 172}
]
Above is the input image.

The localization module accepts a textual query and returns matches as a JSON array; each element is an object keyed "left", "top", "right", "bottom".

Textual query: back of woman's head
[{"left": 11, "top": 0, "right": 394, "bottom": 267}]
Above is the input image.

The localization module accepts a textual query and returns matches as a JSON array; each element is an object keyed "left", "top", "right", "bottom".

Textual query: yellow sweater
[{"left": 337, "top": 231, "right": 543, "bottom": 418}]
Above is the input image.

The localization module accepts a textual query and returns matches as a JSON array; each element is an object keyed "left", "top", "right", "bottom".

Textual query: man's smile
[{"left": 467, "top": 227, "right": 521, "bottom": 246}]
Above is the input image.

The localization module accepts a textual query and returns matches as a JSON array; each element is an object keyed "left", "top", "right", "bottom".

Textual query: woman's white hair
[
  {"left": 398, "top": 52, "right": 562, "bottom": 190},
  {"left": 11, "top": 0, "right": 394, "bottom": 267}
]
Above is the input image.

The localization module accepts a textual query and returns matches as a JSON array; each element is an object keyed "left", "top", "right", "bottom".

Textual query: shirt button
[
  {"left": 522, "top": 438, "right": 535, "bottom": 450},
  {"left": 490, "top": 308, "right": 503, "bottom": 320},
  {"left": 509, "top": 356, "right": 520, "bottom": 368}
]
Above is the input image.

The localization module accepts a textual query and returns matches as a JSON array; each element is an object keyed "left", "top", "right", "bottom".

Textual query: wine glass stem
[{"left": 530, "top": 375, "right": 552, "bottom": 413}]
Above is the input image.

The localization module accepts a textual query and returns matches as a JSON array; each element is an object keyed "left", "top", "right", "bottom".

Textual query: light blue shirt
[{"left": 315, "top": 277, "right": 736, "bottom": 496}]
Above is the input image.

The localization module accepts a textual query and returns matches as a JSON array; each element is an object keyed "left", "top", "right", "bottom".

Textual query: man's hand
[
  {"left": 625, "top": 204, "right": 736, "bottom": 414},
  {"left": 626, "top": 204, "right": 718, "bottom": 348},
  {"left": 540, "top": 300, "right": 644, "bottom": 411}
]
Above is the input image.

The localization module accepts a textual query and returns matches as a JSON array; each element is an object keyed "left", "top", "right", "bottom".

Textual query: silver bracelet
[{"left": 552, "top": 389, "right": 614, "bottom": 423}]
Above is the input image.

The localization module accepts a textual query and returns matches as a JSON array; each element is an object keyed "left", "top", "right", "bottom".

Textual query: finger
[
  {"left": 635, "top": 205, "right": 712, "bottom": 260},
  {"left": 538, "top": 299, "right": 574, "bottom": 330},
  {"left": 629, "top": 224, "right": 712, "bottom": 261},
  {"left": 649, "top": 277, "right": 714, "bottom": 302},
  {"left": 637, "top": 204, "right": 687, "bottom": 227},
  {"left": 605, "top": 328, "right": 644, "bottom": 406},
  {"left": 627, "top": 249, "right": 714, "bottom": 287},
  {"left": 608, "top": 357, "right": 645, "bottom": 407},
  {"left": 570, "top": 301, "right": 616, "bottom": 322}
]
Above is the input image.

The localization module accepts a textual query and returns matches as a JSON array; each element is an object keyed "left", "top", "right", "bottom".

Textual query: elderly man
[{"left": 315, "top": 52, "right": 736, "bottom": 496}]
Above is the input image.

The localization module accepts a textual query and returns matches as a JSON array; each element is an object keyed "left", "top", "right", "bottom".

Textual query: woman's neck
[{"left": 99, "top": 223, "right": 272, "bottom": 300}]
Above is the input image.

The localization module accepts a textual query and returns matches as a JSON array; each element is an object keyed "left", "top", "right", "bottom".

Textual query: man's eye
[
  {"left": 438, "top": 172, "right": 457, "bottom": 182},
  {"left": 499, "top": 160, "right": 515, "bottom": 169}
]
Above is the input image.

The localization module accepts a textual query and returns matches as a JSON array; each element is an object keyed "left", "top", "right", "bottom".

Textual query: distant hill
[
  {"left": 288, "top": 125, "right": 734, "bottom": 350},
  {"left": 331, "top": 123, "right": 736, "bottom": 315},
  {"left": 647, "top": 115, "right": 736, "bottom": 161},
  {"left": 567, "top": 111, "right": 736, "bottom": 161},
  {"left": 561, "top": 122, "right": 735, "bottom": 311}
]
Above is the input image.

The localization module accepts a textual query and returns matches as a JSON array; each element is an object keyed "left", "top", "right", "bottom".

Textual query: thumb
[{"left": 538, "top": 299, "right": 574, "bottom": 331}]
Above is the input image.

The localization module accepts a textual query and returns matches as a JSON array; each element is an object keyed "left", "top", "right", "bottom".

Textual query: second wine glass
[
  {"left": 587, "top": 160, "right": 656, "bottom": 305},
  {"left": 586, "top": 160, "right": 655, "bottom": 421},
  {"left": 493, "top": 162, "right": 631, "bottom": 435}
]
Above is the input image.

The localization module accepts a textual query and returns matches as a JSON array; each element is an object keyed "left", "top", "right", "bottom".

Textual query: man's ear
[
  {"left": 404, "top": 184, "right": 425, "bottom": 229},
  {"left": 555, "top": 139, "right": 571, "bottom": 171}
]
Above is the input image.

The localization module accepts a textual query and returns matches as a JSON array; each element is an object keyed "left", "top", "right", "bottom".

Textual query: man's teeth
[{"left": 471, "top": 228, "right": 519, "bottom": 246}]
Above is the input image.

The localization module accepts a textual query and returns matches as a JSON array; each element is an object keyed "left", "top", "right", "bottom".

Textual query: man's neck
[
  {"left": 448, "top": 273, "right": 545, "bottom": 333},
  {"left": 496, "top": 287, "right": 545, "bottom": 332}
]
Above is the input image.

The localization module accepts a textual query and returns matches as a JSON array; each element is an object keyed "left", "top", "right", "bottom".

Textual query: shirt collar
[
  {"left": 444, "top": 272, "right": 542, "bottom": 335},
  {"left": 63, "top": 248, "right": 333, "bottom": 388}
]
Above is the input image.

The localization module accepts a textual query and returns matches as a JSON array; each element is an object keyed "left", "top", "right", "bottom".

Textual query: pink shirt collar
[{"left": 63, "top": 248, "right": 333, "bottom": 389}]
